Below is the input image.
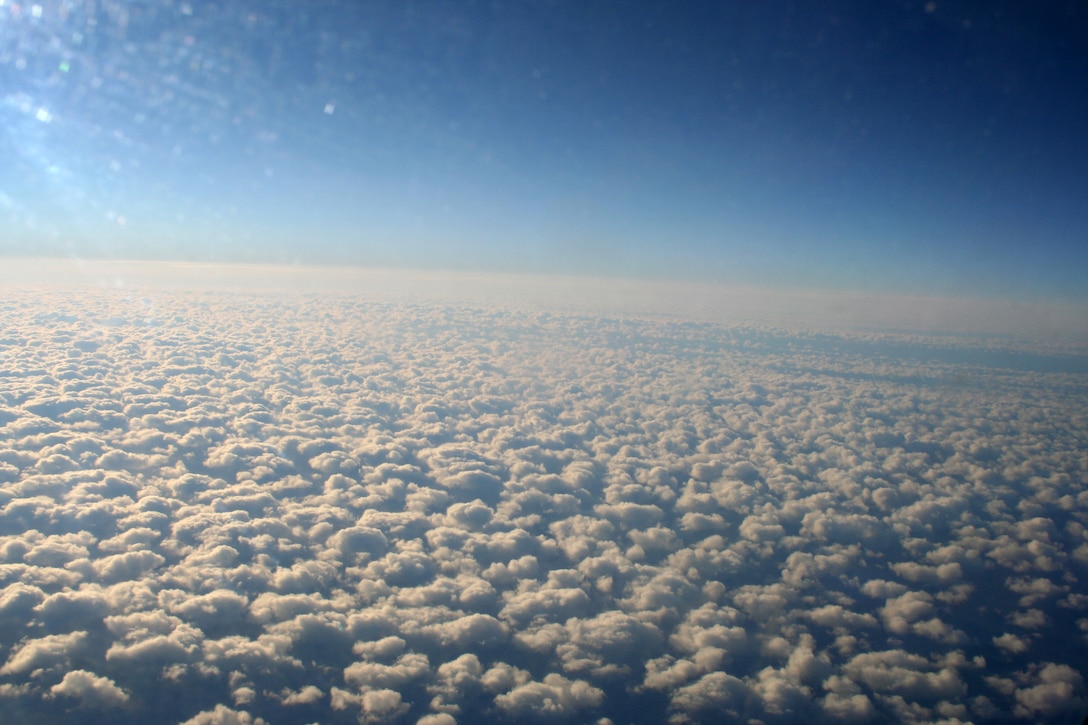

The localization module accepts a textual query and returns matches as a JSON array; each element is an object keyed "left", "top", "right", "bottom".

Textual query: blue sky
[{"left": 2, "top": 0, "right": 1087, "bottom": 299}]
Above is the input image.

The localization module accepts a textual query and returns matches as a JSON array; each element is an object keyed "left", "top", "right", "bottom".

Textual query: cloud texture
[{"left": 0, "top": 284, "right": 1086, "bottom": 724}]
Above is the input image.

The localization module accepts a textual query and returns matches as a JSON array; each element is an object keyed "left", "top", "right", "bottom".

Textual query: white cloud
[
  {"left": 668, "top": 671, "right": 750, "bottom": 721},
  {"left": 993, "top": 632, "right": 1031, "bottom": 654},
  {"left": 48, "top": 670, "right": 129, "bottom": 707},
  {"left": 343, "top": 652, "right": 430, "bottom": 690},
  {"left": 428, "top": 652, "right": 483, "bottom": 712},
  {"left": 360, "top": 688, "right": 410, "bottom": 722},
  {"left": 93, "top": 550, "right": 166, "bottom": 583},
  {"left": 493, "top": 672, "right": 604, "bottom": 718},
  {"left": 1, "top": 631, "right": 87, "bottom": 675},
  {"left": 421, "top": 613, "right": 508, "bottom": 648},
  {"left": 842, "top": 650, "right": 967, "bottom": 702},
  {"left": 416, "top": 714, "right": 458, "bottom": 725},
  {"left": 501, "top": 586, "right": 592, "bottom": 627},
  {"left": 276, "top": 684, "right": 322, "bottom": 705},
  {"left": 178, "top": 704, "right": 267, "bottom": 725},
  {"left": 0, "top": 283, "right": 1084, "bottom": 724},
  {"left": 1011, "top": 663, "right": 1087, "bottom": 719}
]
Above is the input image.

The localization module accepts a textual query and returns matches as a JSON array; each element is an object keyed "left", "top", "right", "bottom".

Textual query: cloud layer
[{"left": 0, "top": 285, "right": 1086, "bottom": 724}]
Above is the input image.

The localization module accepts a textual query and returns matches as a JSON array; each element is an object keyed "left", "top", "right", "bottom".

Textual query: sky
[
  {"left": 2, "top": 0, "right": 1087, "bottom": 300},
  {"left": 0, "top": 283, "right": 1086, "bottom": 724}
]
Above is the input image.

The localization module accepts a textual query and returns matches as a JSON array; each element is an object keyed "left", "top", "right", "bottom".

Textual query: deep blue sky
[{"left": 3, "top": 0, "right": 1087, "bottom": 299}]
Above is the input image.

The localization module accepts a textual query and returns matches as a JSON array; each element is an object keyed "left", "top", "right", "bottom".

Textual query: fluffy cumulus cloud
[
  {"left": 0, "top": 283, "right": 1086, "bottom": 724},
  {"left": 48, "top": 669, "right": 129, "bottom": 707}
]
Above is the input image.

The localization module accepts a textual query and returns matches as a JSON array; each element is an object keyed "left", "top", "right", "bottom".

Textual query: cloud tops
[{"left": 0, "top": 282, "right": 1086, "bottom": 724}]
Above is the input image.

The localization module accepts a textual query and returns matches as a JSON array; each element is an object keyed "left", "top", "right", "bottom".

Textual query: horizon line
[{"left": 3, "top": 256, "right": 1087, "bottom": 341}]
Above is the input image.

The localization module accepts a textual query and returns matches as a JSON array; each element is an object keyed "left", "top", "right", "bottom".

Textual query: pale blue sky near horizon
[{"left": 2, "top": 0, "right": 1087, "bottom": 300}]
